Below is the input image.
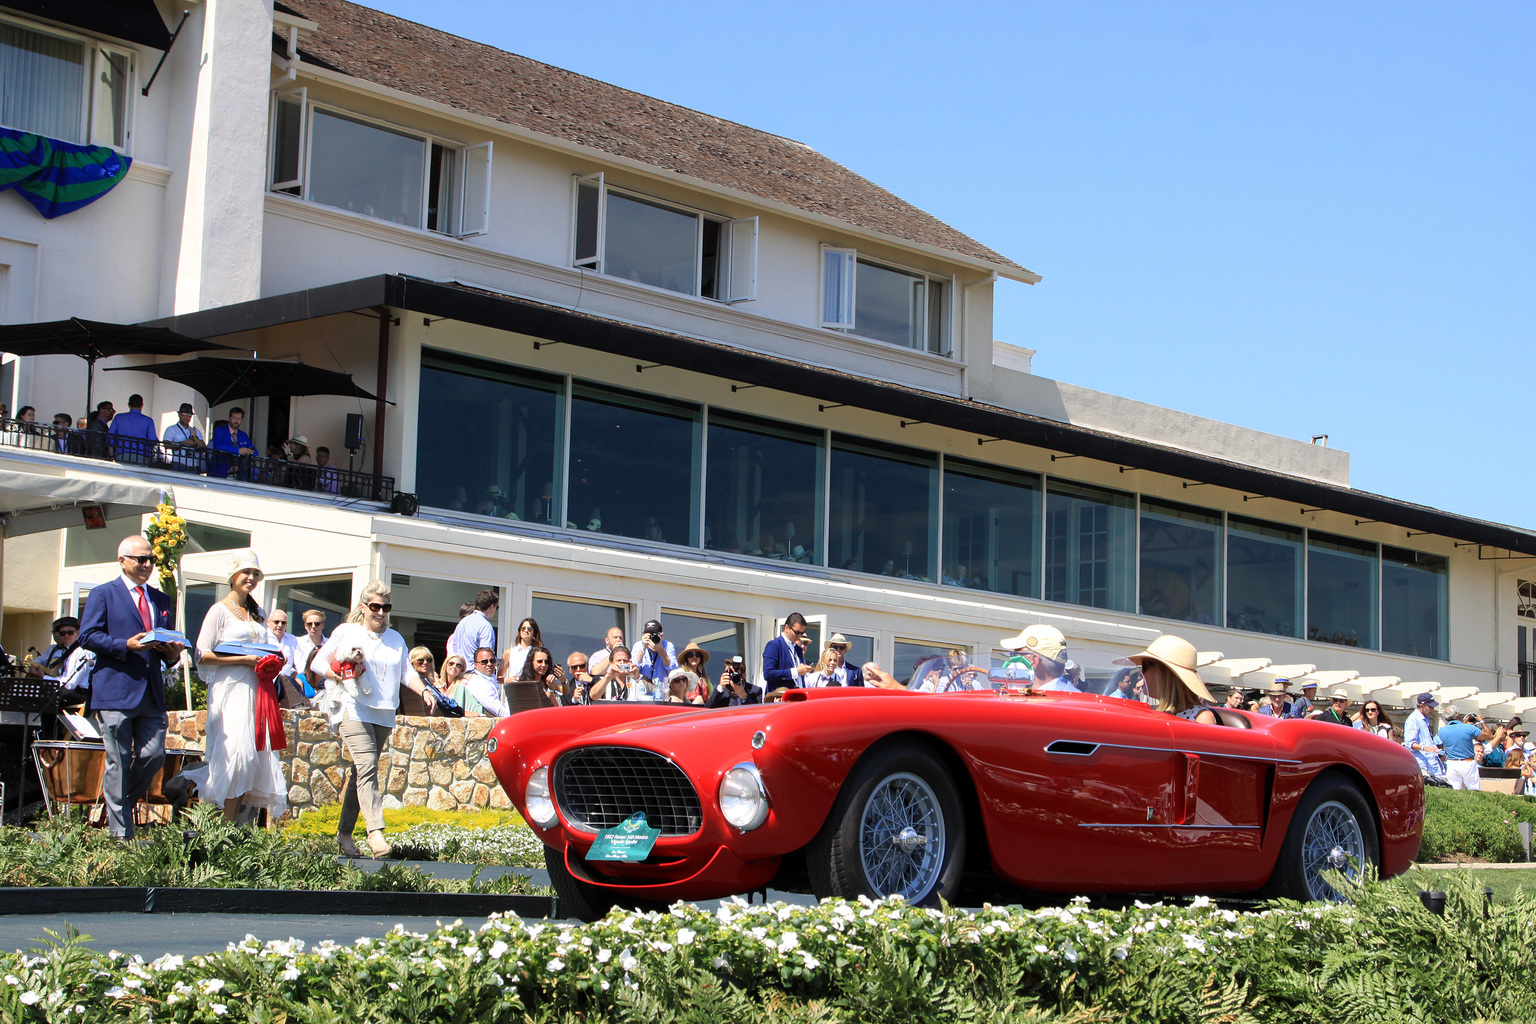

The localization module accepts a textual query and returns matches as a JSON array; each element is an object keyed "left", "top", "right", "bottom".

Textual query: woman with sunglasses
[
  {"left": 1353, "top": 701, "right": 1394, "bottom": 738},
  {"left": 399, "top": 646, "right": 437, "bottom": 716},
  {"left": 676, "top": 643, "right": 713, "bottom": 702},
  {"left": 314, "top": 580, "right": 434, "bottom": 857},
  {"left": 438, "top": 653, "right": 469, "bottom": 704},
  {"left": 196, "top": 550, "right": 287, "bottom": 824},
  {"left": 501, "top": 618, "right": 542, "bottom": 684}
]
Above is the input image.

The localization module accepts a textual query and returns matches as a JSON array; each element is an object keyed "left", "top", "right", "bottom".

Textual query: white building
[{"left": 2, "top": 0, "right": 1534, "bottom": 713}]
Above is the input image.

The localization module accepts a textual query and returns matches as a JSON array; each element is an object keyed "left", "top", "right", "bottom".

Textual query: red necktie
[{"left": 135, "top": 586, "right": 153, "bottom": 633}]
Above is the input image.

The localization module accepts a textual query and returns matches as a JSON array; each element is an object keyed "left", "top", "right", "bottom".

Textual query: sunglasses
[
  {"left": 123, "top": 554, "right": 155, "bottom": 566},
  {"left": 569, "top": 662, "right": 588, "bottom": 671},
  {"left": 305, "top": 621, "right": 325, "bottom": 628},
  {"left": 367, "top": 602, "right": 392, "bottom": 613},
  {"left": 475, "top": 657, "right": 495, "bottom": 665},
  {"left": 412, "top": 657, "right": 432, "bottom": 664}
]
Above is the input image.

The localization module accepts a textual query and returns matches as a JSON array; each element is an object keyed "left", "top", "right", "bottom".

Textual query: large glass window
[
  {"left": 1226, "top": 516, "right": 1302, "bottom": 637},
  {"left": 705, "top": 413, "right": 822, "bottom": 563},
  {"left": 1381, "top": 547, "right": 1447, "bottom": 660},
  {"left": 941, "top": 459, "right": 1040, "bottom": 597},
  {"left": 1139, "top": 499, "right": 1221, "bottom": 625},
  {"left": 829, "top": 436, "right": 937, "bottom": 581},
  {"left": 1043, "top": 480, "right": 1135, "bottom": 612},
  {"left": 573, "top": 177, "right": 754, "bottom": 302},
  {"left": 1308, "top": 532, "right": 1379, "bottom": 649},
  {"left": 184, "top": 523, "right": 252, "bottom": 554},
  {"left": 271, "top": 576, "right": 354, "bottom": 637},
  {"left": 386, "top": 577, "right": 500, "bottom": 663},
  {"left": 820, "top": 249, "right": 949, "bottom": 354},
  {"left": 417, "top": 352, "right": 563, "bottom": 525},
  {"left": 63, "top": 523, "right": 128, "bottom": 566},
  {"left": 568, "top": 385, "right": 700, "bottom": 546},
  {"left": 659, "top": 611, "right": 747, "bottom": 665},
  {"left": 531, "top": 596, "right": 625, "bottom": 663},
  {"left": 309, "top": 108, "right": 426, "bottom": 227},
  {"left": 0, "top": 21, "right": 82, "bottom": 140}
]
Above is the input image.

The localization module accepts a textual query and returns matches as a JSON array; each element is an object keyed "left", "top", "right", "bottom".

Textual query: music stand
[{"left": 0, "top": 675, "right": 61, "bottom": 821}]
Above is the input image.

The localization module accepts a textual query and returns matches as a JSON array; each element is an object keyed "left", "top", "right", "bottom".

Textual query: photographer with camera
[
  {"left": 630, "top": 618, "right": 676, "bottom": 689},
  {"left": 589, "top": 645, "right": 644, "bottom": 700},
  {"left": 1438, "top": 706, "right": 1494, "bottom": 791},
  {"left": 708, "top": 655, "right": 763, "bottom": 707}
]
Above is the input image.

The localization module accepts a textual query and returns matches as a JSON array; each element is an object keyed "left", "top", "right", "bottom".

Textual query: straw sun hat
[{"left": 1126, "top": 635, "right": 1212, "bottom": 703}]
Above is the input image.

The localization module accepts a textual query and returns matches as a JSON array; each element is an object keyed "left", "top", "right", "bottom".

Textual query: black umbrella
[
  {"left": 107, "top": 356, "right": 388, "bottom": 405},
  {"left": 0, "top": 318, "right": 245, "bottom": 412}
]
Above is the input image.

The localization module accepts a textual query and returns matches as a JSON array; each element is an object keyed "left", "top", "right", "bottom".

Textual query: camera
[
  {"left": 726, "top": 657, "right": 745, "bottom": 684},
  {"left": 645, "top": 632, "right": 660, "bottom": 645}
]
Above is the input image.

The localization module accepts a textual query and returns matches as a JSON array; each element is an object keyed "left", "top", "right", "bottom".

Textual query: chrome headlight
[
  {"left": 718, "top": 762, "right": 769, "bottom": 831},
  {"left": 525, "top": 765, "right": 557, "bottom": 828}
]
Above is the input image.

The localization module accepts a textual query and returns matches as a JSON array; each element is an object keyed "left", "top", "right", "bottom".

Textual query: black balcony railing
[
  {"left": 1519, "top": 661, "right": 1536, "bottom": 699},
  {"left": 0, "top": 417, "right": 394, "bottom": 502}
]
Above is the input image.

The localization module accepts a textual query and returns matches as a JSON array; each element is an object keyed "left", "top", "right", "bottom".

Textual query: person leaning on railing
[{"left": 162, "top": 402, "right": 206, "bottom": 473}]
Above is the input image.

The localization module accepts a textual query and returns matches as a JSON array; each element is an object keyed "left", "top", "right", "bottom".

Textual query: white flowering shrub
[
  {"left": 385, "top": 822, "right": 545, "bottom": 867},
  {"left": 2, "top": 871, "right": 1534, "bottom": 1022}
]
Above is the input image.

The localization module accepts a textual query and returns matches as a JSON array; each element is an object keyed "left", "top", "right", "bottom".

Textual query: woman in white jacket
[{"left": 315, "top": 580, "right": 434, "bottom": 858}]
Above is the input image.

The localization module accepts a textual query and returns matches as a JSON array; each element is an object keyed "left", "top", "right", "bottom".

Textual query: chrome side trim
[
  {"left": 1087, "top": 739, "right": 1299, "bottom": 766},
  {"left": 1078, "top": 823, "right": 1263, "bottom": 830}
]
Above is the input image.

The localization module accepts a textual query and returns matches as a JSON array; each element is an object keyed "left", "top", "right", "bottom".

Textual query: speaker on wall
[{"left": 344, "top": 413, "right": 364, "bottom": 451}]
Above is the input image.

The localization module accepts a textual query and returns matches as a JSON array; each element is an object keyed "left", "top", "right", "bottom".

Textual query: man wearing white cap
[
  {"left": 1439, "top": 709, "right": 1493, "bottom": 790},
  {"left": 1318, "top": 689, "right": 1354, "bottom": 727},
  {"left": 822, "top": 634, "right": 863, "bottom": 687},
  {"left": 1291, "top": 679, "right": 1317, "bottom": 719},
  {"left": 997, "top": 624, "right": 1073, "bottom": 691}
]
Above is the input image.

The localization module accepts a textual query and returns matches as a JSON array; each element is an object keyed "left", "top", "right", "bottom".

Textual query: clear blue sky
[{"left": 370, "top": 1, "right": 1535, "bottom": 531}]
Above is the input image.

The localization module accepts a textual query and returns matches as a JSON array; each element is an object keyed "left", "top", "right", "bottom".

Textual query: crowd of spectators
[{"left": 1, "top": 398, "right": 348, "bottom": 494}]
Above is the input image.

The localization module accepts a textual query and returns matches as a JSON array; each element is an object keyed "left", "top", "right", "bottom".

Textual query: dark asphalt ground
[{"left": 0, "top": 858, "right": 816, "bottom": 959}]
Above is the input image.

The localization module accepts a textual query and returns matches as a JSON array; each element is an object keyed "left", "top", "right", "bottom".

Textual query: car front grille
[{"left": 553, "top": 746, "right": 704, "bottom": 836}]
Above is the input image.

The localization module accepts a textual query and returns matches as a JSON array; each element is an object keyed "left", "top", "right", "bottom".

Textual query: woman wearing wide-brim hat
[
  {"left": 677, "top": 643, "right": 713, "bottom": 702},
  {"left": 195, "top": 550, "right": 289, "bottom": 823},
  {"left": 1126, "top": 634, "right": 1217, "bottom": 725}
]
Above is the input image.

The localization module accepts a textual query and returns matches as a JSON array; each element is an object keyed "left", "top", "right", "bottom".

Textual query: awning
[
  {"left": 0, "top": 0, "right": 173, "bottom": 50},
  {"left": 144, "top": 274, "right": 1536, "bottom": 556},
  {"left": 0, "top": 470, "right": 164, "bottom": 538}
]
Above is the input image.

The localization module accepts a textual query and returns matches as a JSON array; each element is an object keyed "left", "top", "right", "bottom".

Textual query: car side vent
[{"left": 1046, "top": 740, "right": 1101, "bottom": 757}]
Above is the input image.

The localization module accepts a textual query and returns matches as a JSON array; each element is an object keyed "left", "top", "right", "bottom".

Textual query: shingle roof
[{"left": 276, "top": 0, "right": 1034, "bottom": 278}]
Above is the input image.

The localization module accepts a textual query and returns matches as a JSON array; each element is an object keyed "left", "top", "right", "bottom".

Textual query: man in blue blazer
[
  {"left": 79, "top": 535, "right": 185, "bottom": 838},
  {"left": 762, "top": 611, "right": 813, "bottom": 695}
]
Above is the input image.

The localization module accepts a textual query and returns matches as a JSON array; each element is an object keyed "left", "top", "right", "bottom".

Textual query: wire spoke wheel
[
  {"left": 1299, "top": 799, "right": 1366, "bottom": 901},
  {"left": 857, "top": 771, "right": 946, "bottom": 900}
]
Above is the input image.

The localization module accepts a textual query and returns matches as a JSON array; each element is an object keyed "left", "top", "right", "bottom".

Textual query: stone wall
[{"left": 165, "top": 711, "right": 509, "bottom": 818}]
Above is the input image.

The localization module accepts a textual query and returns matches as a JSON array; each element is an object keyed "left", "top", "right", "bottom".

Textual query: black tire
[
  {"left": 544, "top": 844, "right": 616, "bottom": 922},
  {"left": 1267, "top": 774, "right": 1379, "bottom": 902},
  {"left": 807, "top": 743, "right": 966, "bottom": 906}
]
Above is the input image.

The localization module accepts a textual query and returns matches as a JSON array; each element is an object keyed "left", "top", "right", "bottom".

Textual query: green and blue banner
[{"left": 0, "top": 127, "right": 132, "bottom": 219}]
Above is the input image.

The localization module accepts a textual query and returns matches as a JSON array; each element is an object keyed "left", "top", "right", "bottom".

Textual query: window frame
[
  {"left": 570, "top": 173, "right": 757, "bottom": 303},
  {"left": 819, "top": 245, "right": 953, "bottom": 355},
  {"left": 267, "top": 93, "right": 489, "bottom": 238},
  {"left": 0, "top": 15, "right": 135, "bottom": 150}
]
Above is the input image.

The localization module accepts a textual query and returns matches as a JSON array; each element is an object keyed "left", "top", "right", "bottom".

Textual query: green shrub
[
  {"left": 1419, "top": 787, "right": 1536, "bottom": 862},
  {"left": 4, "top": 872, "right": 1536, "bottom": 1023},
  {"left": 0, "top": 805, "right": 538, "bottom": 894}
]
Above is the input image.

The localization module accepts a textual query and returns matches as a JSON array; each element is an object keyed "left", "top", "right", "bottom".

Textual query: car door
[
  {"left": 965, "top": 698, "right": 1200, "bottom": 891},
  {"left": 1162, "top": 712, "right": 1279, "bottom": 885}
]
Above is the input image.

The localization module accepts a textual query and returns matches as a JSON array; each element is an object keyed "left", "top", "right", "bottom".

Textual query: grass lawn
[{"left": 1408, "top": 864, "right": 1536, "bottom": 903}]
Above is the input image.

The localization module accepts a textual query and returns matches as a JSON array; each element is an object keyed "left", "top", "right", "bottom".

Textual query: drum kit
[{"left": 2, "top": 674, "right": 203, "bottom": 824}]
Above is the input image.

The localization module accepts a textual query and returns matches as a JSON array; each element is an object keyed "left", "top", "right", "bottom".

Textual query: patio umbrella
[
  {"left": 0, "top": 318, "right": 244, "bottom": 413},
  {"left": 106, "top": 356, "right": 388, "bottom": 405}
]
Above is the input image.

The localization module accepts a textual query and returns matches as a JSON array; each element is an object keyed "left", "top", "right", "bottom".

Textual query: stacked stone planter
[{"left": 165, "top": 710, "right": 509, "bottom": 818}]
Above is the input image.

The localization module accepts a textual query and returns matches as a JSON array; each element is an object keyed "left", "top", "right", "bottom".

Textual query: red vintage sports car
[{"left": 488, "top": 655, "right": 1424, "bottom": 921}]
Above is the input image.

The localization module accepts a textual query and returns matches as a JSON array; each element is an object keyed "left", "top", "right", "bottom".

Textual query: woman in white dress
[
  {"left": 315, "top": 580, "right": 434, "bottom": 858},
  {"left": 500, "top": 617, "right": 541, "bottom": 684},
  {"left": 195, "top": 551, "right": 287, "bottom": 823}
]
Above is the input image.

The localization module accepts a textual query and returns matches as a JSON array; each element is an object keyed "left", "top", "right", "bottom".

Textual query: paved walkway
[{"left": 0, "top": 858, "right": 815, "bottom": 958}]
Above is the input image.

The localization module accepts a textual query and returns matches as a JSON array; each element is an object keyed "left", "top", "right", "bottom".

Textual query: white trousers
[{"left": 1446, "top": 760, "right": 1480, "bottom": 790}]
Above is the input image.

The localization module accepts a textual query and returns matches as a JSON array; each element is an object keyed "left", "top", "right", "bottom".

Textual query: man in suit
[
  {"left": 78, "top": 535, "right": 185, "bottom": 838},
  {"left": 107, "top": 393, "right": 158, "bottom": 464},
  {"left": 762, "top": 611, "right": 813, "bottom": 695}
]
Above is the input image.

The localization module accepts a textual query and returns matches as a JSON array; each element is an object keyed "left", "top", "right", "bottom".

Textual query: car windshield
[{"left": 901, "top": 648, "right": 1143, "bottom": 696}]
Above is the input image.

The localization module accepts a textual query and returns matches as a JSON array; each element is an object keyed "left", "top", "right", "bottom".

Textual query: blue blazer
[
  {"left": 762, "top": 634, "right": 806, "bottom": 692},
  {"left": 79, "top": 578, "right": 173, "bottom": 712}
]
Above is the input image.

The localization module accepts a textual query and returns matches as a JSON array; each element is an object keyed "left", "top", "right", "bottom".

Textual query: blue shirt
[
  {"left": 107, "top": 407, "right": 157, "bottom": 441},
  {"left": 631, "top": 638, "right": 678, "bottom": 685},
  {"left": 1439, "top": 721, "right": 1481, "bottom": 761},
  {"left": 1403, "top": 709, "right": 1442, "bottom": 776}
]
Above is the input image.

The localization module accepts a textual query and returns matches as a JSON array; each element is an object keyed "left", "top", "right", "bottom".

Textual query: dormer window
[
  {"left": 572, "top": 173, "right": 757, "bottom": 302},
  {"left": 0, "top": 18, "right": 133, "bottom": 148},
  {"left": 821, "top": 247, "right": 951, "bottom": 355},
  {"left": 269, "top": 91, "right": 491, "bottom": 237}
]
